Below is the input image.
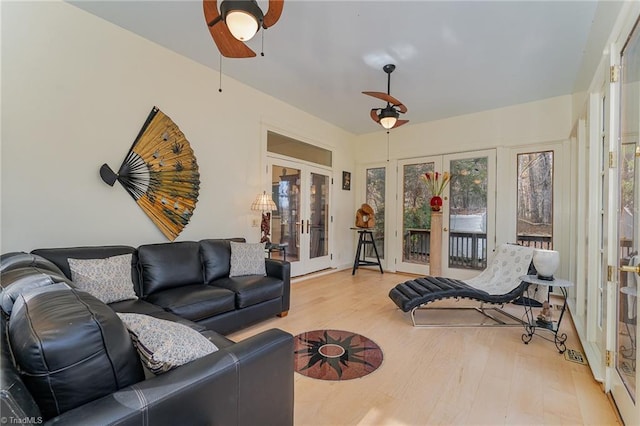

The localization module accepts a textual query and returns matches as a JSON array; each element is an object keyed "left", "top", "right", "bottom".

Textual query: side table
[
  {"left": 265, "top": 242, "right": 287, "bottom": 261},
  {"left": 519, "top": 275, "right": 574, "bottom": 353}
]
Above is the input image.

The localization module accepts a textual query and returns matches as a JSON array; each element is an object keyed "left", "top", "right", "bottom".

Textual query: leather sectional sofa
[{"left": 0, "top": 238, "right": 294, "bottom": 425}]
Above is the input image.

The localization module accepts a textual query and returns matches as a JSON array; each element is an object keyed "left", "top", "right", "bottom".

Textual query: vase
[{"left": 430, "top": 196, "right": 443, "bottom": 212}]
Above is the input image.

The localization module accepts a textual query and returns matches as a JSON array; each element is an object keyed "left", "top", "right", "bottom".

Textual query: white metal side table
[{"left": 519, "top": 275, "right": 574, "bottom": 353}]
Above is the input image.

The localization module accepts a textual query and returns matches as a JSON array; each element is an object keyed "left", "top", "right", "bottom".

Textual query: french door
[
  {"left": 395, "top": 150, "right": 495, "bottom": 278},
  {"left": 610, "top": 19, "right": 640, "bottom": 424},
  {"left": 268, "top": 158, "right": 332, "bottom": 277}
]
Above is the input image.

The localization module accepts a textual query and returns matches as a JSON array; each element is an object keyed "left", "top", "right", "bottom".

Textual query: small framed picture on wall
[{"left": 342, "top": 171, "right": 351, "bottom": 190}]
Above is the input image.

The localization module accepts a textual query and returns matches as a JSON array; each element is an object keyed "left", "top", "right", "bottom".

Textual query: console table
[
  {"left": 351, "top": 228, "right": 383, "bottom": 275},
  {"left": 519, "top": 275, "right": 574, "bottom": 353}
]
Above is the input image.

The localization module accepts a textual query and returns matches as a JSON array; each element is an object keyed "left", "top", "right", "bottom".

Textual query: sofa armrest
[
  {"left": 266, "top": 259, "right": 291, "bottom": 312},
  {"left": 45, "top": 329, "right": 294, "bottom": 426}
]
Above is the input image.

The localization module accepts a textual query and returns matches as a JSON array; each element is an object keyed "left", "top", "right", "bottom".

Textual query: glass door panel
[
  {"left": 447, "top": 157, "right": 488, "bottom": 270},
  {"left": 442, "top": 150, "right": 495, "bottom": 278},
  {"left": 396, "top": 157, "right": 439, "bottom": 275},
  {"left": 271, "top": 164, "right": 301, "bottom": 265},
  {"left": 309, "top": 172, "right": 329, "bottom": 260},
  {"left": 611, "top": 19, "right": 639, "bottom": 424}
]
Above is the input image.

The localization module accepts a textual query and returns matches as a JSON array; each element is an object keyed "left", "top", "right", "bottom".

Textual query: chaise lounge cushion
[
  {"left": 138, "top": 241, "right": 203, "bottom": 296},
  {"left": 214, "top": 276, "right": 284, "bottom": 309},
  {"left": 145, "top": 284, "right": 236, "bottom": 321},
  {"left": 9, "top": 284, "right": 144, "bottom": 419}
]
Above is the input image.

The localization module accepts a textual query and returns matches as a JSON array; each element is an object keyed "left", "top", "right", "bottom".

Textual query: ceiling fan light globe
[
  {"left": 226, "top": 10, "right": 259, "bottom": 41},
  {"left": 380, "top": 116, "right": 397, "bottom": 129},
  {"left": 378, "top": 107, "right": 399, "bottom": 129}
]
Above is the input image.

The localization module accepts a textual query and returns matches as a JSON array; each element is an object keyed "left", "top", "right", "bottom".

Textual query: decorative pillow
[
  {"left": 117, "top": 313, "right": 218, "bottom": 374},
  {"left": 68, "top": 254, "right": 138, "bottom": 304},
  {"left": 229, "top": 241, "right": 266, "bottom": 277}
]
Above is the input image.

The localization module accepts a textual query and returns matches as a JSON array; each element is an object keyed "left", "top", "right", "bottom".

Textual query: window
[
  {"left": 365, "top": 167, "right": 385, "bottom": 259},
  {"left": 517, "top": 151, "right": 554, "bottom": 249}
]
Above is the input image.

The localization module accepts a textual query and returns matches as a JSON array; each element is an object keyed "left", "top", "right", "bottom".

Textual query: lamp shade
[
  {"left": 251, "top": 191, "right": 277, "bottom": 212},
  {"left": 532, "top": 249, "right": 560, "bottom": 280}
]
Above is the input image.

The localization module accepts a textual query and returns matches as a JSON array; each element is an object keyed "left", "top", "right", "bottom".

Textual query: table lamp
[
  {"left": 251, "top": 191, "right": 277, "bottom": 243},
  {"left": 532, "top": 249, "right": 560, "bottom": 281}
]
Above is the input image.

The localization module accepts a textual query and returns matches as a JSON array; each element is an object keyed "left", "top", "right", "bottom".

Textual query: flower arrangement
[{"left": 423, "top": 171, "right": 451, "bottom": 196}]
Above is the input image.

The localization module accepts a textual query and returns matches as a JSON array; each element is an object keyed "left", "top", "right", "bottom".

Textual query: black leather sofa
[
  {"left": 32, "top": 238, "right": 291, "bottom": 335},
  {"left": 0, "top": 239, "right": 294, "bottom": 425}
]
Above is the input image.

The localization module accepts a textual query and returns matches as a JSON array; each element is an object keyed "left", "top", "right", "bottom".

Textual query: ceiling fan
[
  {"left": 363, "top": 64, "right": 409, "bottom": 130},
  {"left": 203, "top": 0, "right": 284, "bottom": 58}
]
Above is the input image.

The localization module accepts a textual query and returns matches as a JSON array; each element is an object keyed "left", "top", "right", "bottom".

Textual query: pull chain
[
  {"left": 387, "top": 131, "right": 390, "bottom": 162},
  {"left": 218, "top": 54, "right": 223, "bottom": 92},
  {"left": 261, "top": 30, "right": 265, "bottom": 56}
]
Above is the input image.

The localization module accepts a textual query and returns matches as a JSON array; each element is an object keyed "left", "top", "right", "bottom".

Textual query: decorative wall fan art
[{"left": 100, "top": 107, "right": 200, "bottom": 241}]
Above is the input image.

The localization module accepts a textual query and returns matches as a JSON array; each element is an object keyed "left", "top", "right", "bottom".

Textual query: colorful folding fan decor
[{"left": 100, "top": 107, "right": 200, "bottom": 241}]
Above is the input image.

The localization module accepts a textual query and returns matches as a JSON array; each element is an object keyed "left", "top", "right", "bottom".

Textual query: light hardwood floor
[{"left": 229, "top": 269, "right": 620, "bottom": 425}]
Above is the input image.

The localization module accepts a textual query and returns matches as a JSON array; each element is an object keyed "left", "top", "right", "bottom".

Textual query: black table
[{"left": 351, "top": 228, "right": 383, "bottom": 275}]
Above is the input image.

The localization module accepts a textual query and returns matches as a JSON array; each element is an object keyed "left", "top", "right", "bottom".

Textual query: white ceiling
[{"left": 68, "top": 1, "right": 621, "bottom": 135}]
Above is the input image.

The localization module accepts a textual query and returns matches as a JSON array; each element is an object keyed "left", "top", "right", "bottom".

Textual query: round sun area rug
[{"left": 293, "top": 329, "right": 383, "bottom": 381}]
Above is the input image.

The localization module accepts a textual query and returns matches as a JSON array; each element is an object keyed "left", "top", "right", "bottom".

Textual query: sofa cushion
[
  {"left": 9, "top": 285, "right": 144, "bottom": 419},
  {"left": 200, "top": 238, "right": 244, "bottom": 283},
  {"left": 1, "top": 267, "right": 72, "bottom": 316},
  {"left": 117, "top": 313, "right": 218, "bottom": 375},
  {"left": 213, "top": 276, "right": 284, "bottom": 309},
  {"left": 1, "top": 252, "right": 64, "bottom": 275},
  {"left": 31, "top": 246, "right": 139, "bottom": 292},
  {"left": 138, "top": 241, "right": 203, "bottom": 296},
  {"left": 0, "top": 315, "right": 42, "bottom": 423},
  {"left": 68, "top": 254, "right": 138, "bottom": 304},
  {"left": 145, "top": 284, "right": 236, "bottom": 321},
  {"left": 229, "top": 242, "right": 266, "bottom": 277}
]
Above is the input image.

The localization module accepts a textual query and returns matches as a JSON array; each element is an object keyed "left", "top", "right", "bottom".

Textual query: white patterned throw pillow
[
  {"left": 117, "top": 313, "right": 218, "bottom": 374},
  {"left": 229, "top": 241, "right": 266, "bottom": 277},
  {"left": 68, "top": 254, "right": 138, "bottom": 304}
]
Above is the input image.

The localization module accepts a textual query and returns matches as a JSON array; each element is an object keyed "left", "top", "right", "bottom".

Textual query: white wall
[
  {"left": 354, "top": 94, "right": 572, "bottom": 162},
  {"left": 352, "top": 95, "right": 573, "bottom": 274},
  {"left": 0, "top": 1, "right": 356, "bottom": 262}
]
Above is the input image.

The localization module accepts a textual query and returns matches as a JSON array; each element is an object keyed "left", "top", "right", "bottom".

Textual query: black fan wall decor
[{"left": 100, "top": 107, "right": 200, "bottom": 241}]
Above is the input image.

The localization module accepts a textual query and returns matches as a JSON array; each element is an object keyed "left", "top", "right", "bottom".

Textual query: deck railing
[
  {"left": 516, "top": 235, "right": 553, "bottom": 249},
  {"left": 402, "top": 230, "right": 554, "bottom": 270}
]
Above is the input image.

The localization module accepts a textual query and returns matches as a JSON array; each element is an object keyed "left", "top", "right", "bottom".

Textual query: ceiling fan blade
[
  {"left": 203, "top": 0, "right": 256, "bottom": 58},
  {"left": 370, "top": 109, "right": 381, "bottom": 123},
  {"left": 362, "top": 91, "right": 404, "bottom": 108},
  {"left": 263, "top": 0, "right": 284, "bottom": 28},
  {"left": 392, "top": 119, "right": 409, "bottom": 129},
  {"left": 395, "top": 103, "right": 408, "bottom": 114}
]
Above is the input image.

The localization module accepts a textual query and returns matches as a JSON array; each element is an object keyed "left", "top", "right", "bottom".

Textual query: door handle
[
  {"left": 306, "top": 220, "right": 310, "bottom": 234},
  {"left": 621, "top": 264, "right": 640, "bottom": 274},
  {"left": 443, "top": 227, "right": 448, "bottom": 232}
]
